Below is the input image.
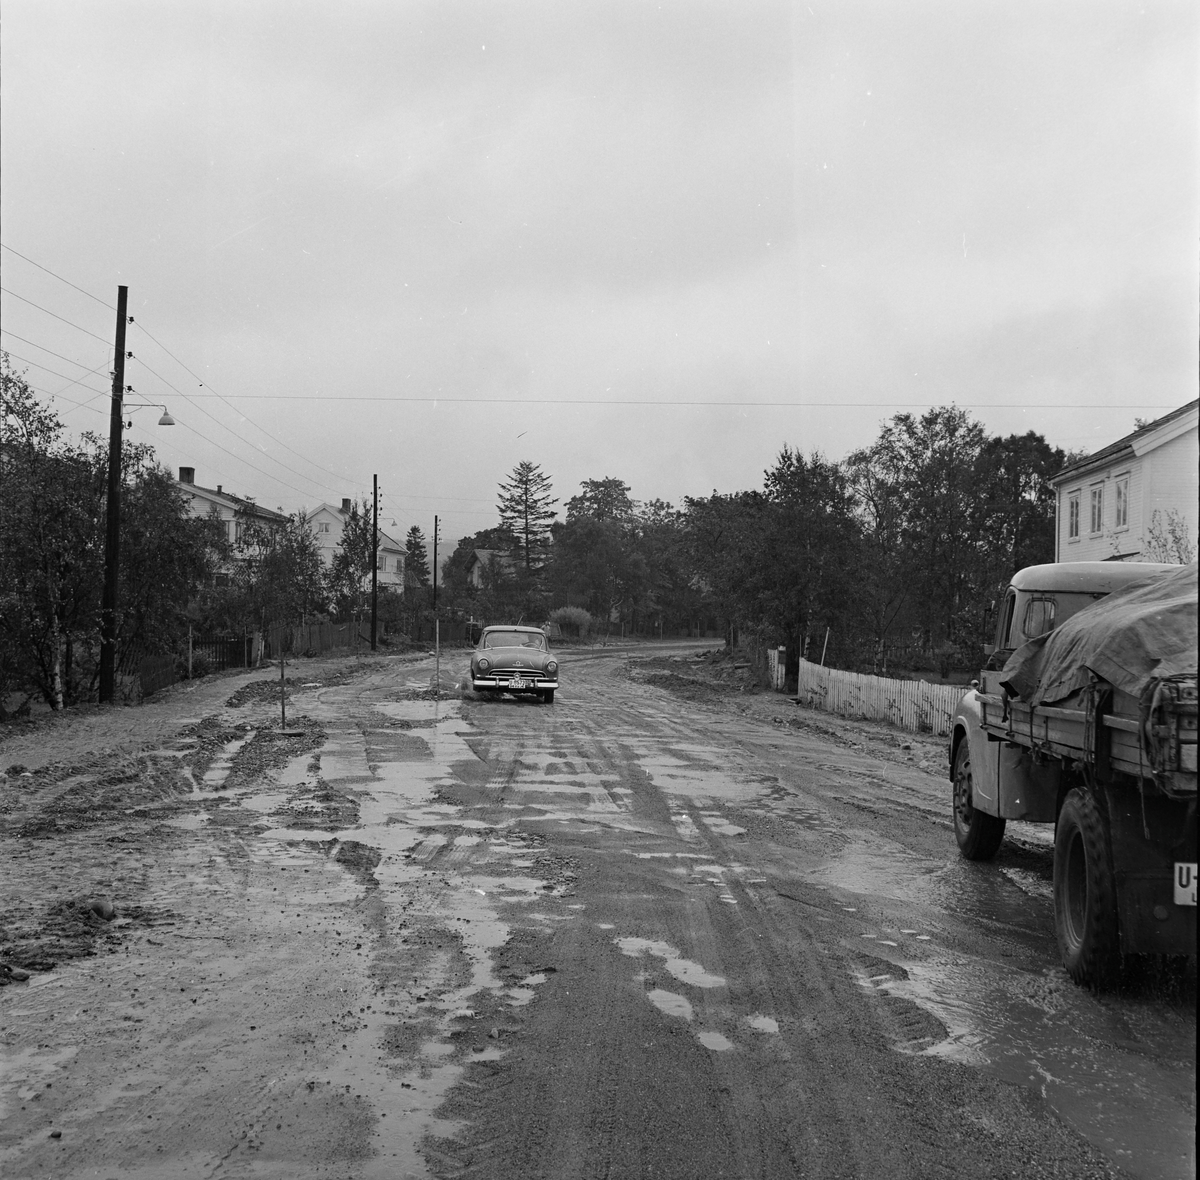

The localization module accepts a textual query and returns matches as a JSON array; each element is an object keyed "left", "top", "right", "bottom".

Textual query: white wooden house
[
  {"left": 309, "top": 500, "right": 405, "bottom": 590},
  {"left": 175, "top": 467, "right": 289, "bottom": 543},
  {"left": 1050, "top": 400, "right": 1198, "bottom": 562}
]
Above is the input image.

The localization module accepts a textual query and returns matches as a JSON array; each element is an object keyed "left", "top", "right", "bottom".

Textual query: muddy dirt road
[{"left": 1, "top": 646, "right": 1194, "bottom": 1179}]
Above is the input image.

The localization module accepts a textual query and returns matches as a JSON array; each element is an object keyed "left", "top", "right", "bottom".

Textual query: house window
[
  {"left": 1114, "top": 475, "right": 1129, "bottom": 530},
  {"left": 1067, "top": 491, "right": 1080, "bottom": 540},
  {"left": 317, "top": 522, "right": 331, "bottom": 534},
  {"left": 1089, "top": 485, "right": 1103, "bottom": 535},
  {"left": 377, "top": 557, "right": 385, "bottom": 571}
]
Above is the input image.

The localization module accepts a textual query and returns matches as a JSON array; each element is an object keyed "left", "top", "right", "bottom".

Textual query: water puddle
[
  {"left": 616, "top": 938, "right": 726, "bottom": 989},
  {"left": 697, "top": 1030, "right": 734, "bottom": 1052},
  {"left": 699, "top": 812, "right": 746, "bottom": 837},
  {"left": 647, "top": 989, "right": 693, "bottom": 1020},
  {"left": 747, "top": 1015, "right": 779, "bottom": 1033},
  {"left": 859, "top": 956, "right": 1196, "bottom": 1180},
  {"left": 202, "top": 731, "right": 255, "bottom": 789}
]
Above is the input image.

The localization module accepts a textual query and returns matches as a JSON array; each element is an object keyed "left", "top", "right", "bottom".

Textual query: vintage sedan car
[{"left": 467, "top": 625, "right": 559, "bottom": 703}]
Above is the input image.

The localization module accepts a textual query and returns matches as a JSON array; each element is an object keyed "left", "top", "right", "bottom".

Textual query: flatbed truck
[{"left": 949, "top": 561, "right": 1196, "bottom": 986}]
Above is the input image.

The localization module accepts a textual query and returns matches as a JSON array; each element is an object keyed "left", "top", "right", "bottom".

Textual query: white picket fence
[{"left": 793, "top": 657, "right": 967, "bottom": 736}]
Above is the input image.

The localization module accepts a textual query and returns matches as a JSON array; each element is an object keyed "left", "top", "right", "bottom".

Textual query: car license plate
[
  {"left": 509, "top": 678, "right": 530, "bottom": 690},
  {"left": 1176, "top": 863, "right": 1198, "bottom": 906}
]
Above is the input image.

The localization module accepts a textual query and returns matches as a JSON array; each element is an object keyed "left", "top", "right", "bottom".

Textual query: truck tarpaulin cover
[{"left": 1001, "top": 563, "right": 1198, "bottom": 706}]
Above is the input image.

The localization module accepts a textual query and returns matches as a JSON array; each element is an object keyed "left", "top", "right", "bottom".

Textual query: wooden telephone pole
[
  {"left": 98, "top": 286, "right": 129, "bottom": 703},
  {"left": 370, "top": 474, "right": 378, "bottom": 651}
]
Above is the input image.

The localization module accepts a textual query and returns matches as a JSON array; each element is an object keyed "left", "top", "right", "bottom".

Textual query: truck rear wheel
[
  {"left": 952, "top": 741, "right": 1006, "bottom": 860},
  {"left": 1054, "top": 788, "right": 1121, "bottom": 989}
]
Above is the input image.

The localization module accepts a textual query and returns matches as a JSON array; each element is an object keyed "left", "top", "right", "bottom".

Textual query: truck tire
[
  {"left": 952, "top": 740, "right": 1006, "bottom": 860},
  {"left": 1054, "top": 788, "right": 1121, "bottom": 989}
]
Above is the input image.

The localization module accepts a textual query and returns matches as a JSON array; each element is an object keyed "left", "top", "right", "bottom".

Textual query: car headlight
[
  {"left": 545, "top": 660, "right": 558, "bottom": 675},
  {"left": 477, "top": 657, "right": 490, "bottom": 672}
]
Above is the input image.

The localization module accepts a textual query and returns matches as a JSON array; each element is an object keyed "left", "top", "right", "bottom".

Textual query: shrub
[{"left": 549, "top": 606, "right": 593, "bottom": 639}]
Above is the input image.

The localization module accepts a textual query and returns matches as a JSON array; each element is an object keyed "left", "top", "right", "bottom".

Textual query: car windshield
[{"left": 483, "top": 630, "right": 545, "bottom": 650}]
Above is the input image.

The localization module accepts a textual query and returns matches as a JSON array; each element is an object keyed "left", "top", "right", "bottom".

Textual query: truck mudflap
[{"left": 1107, "top": 789, "right": 1198, "bottom": 957}]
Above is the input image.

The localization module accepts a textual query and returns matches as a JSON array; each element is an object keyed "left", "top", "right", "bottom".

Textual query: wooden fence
[{"left": 793, "top": 657, "right": 967, "bottom": 736}]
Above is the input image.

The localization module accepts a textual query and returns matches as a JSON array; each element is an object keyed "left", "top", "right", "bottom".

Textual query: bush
[{"left": 549, "top": 606, "right": 593, "bottom": 639}]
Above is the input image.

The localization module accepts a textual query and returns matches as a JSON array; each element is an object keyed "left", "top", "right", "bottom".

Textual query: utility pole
[
  {"left": 99, "top": 286, "right": 129, "bottom": 704},
  {"left": 370, "top": 474, "right": 379, "bottom": 651},
  {"left": 432, "top": 516, "right": 439, "bottom": 693}
]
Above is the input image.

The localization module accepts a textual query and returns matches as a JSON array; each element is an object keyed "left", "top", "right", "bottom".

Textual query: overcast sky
[{"left": 3, "top": 1, "right": 1196, "bottom": 544}]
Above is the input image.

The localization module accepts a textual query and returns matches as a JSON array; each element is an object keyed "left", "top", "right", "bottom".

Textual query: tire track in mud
[{"left": 425, "top": 655, "right": 1137, "bottom": 1180}]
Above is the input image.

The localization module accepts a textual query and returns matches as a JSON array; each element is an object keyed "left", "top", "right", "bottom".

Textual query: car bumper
[{"left": 470, "top": 676, "right": 558, "bottom": 692}]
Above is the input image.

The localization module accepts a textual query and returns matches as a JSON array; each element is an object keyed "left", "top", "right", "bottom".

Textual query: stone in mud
[
  {"left": 89, "top": 897, "right": 116, "bottom": 921},
  {"left": 334, "top": 840, "right": 382, "bottom": 872}
]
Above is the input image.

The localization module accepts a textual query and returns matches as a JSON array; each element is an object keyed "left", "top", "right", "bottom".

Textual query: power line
[
  {"left": 0, "top": 243, "right": 116, "bottom": 308},
  {"left": 1, "top": 330, "right": 111, "bottom": 380},
  {"left": 135, "top": 364, "right": 352, "bottom": 501},
  {"left": 1, "top": 348, "right": 111, "bottom": 396},
  {"left": 0, "top": 286, "right": 112, "bottom": 344},
  {"left": 0, "top": 244, "right": 360, "bottom": 498},
  {"left": 131, "top": 319, "right": 357, "bottom": 490},
  {"left": 101, "top": 391, "right": 1179, "bottom": 410},
  {"left": 21, "top": 381, "right": 108, "bottom": 417}
]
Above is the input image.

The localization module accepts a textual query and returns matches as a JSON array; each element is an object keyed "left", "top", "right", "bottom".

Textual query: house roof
[
  {"left": 470, "top": 548, "right": 517, "bottom": 568},
  {"left": 178, "top": 480, "right": 289, "bottom": 522},
  {"left": 1051, "top": 399, "right": 1199, "bottom": 486}
]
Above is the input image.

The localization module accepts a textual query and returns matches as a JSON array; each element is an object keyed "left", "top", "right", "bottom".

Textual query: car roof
[
  {"left": 1008, "top": 561, "right": 1179, "bottom": 594},
  {"left": 481, "top": 625, "right": 545, "bottom": 634}
]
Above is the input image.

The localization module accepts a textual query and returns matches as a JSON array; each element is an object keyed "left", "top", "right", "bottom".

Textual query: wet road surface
[{"left": 1, "top": 646, "right": 1194, "bottom": 1179}]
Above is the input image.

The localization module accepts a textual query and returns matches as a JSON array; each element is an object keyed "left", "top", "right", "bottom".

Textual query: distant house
[
  {"left": 175, "top": 467, "right": 289, "bottom": 545},
  {"left": 466, "top": 549, "right": 517, "bottom": 588},
  {"left": 1050, "top": 400, "right": 1198, "bottom": 562},
  {"left": 309, "top": 499, "right": 405, "bottom": 590}
]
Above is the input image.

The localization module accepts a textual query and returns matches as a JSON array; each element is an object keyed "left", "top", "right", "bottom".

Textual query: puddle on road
[
  {"left": 202, "top": 731, "right": 255, "bottom": 789},
  {"left": 747, "top": 1015, "right": 779, "bottom": 1033},
  {"left": 697, "top": 1030, "right": 734, "bottom": 1052},
  {"left": 633, "top": 745, "right": 767, "bottom": 807},
  {"left": 858, "top": 956, "right": 1196, "bottom": 1180},
  {"left": 647, "top": 989, "right": 693, "bottom": 1020},
  {"left": 616, "top": 937, "right": 726, "bottom": 989}
]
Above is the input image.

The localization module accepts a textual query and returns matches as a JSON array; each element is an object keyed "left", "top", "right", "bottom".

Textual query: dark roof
[
  {"left": 178, "top": 480, "right": 289, "bottom": 522},
  {"left": 1052, "top": 399, "right": 1198, "bottom": 485}
]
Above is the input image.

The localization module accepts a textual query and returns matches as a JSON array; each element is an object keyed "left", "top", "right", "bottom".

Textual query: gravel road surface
[{"left": 1, "top": 645, "right": 1194, "bottom": 1179}]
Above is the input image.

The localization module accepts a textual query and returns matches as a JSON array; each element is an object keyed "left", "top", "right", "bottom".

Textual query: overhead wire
[
  {"left": 131, "top": 318, "right": 359, "bottom": 490},
  {"left": 1, "top": 348, "right": 111, "bottom": 398},
  {"left": 1, "top": 330, "right": 111, "bottom": 383},
  {"left": 0, "top": 243, "right": 355, "bottom": 504},
  {"left": 130, "top": 348, "right": 350, "bottom": 502},
  {"left": 0, "top": 243, "right": 117, "bottom": 308},
  {"left": 0, "top": 286, "right": 113, "bottom": 345}
]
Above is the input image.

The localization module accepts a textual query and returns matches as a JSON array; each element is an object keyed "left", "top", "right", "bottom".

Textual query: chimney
[
  {"left": 341, "top": 498, "right": 352, "bottom": 513},
  {"left": 179, "top": 467, "right": 194, "bottom": 484},
  {"left": 216, "top": 485, "right": 222, "bottom": 494}
]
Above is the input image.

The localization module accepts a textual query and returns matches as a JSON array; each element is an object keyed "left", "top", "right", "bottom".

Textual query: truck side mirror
[{"left": 983, "top": 643, "right": 995, "bottom": 656}]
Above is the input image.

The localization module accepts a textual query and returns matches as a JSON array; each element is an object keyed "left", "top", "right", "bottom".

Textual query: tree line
[
  {"left": 438, "top": 407, "right": 1078, "bottom": 679},
  {"left": 0, "top": 358, "right": 398, "bottom": 714},
  {"left": 9, "top": 343, "right": 1151, "bottom": 708}
]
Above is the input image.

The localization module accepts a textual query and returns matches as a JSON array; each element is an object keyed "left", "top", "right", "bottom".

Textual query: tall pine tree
[
  {"left": 404, "top": 526, "right": 431, "bottom": 588},
  {"left": 497, "top": 461, "right": 557, "bottom": 571}
]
